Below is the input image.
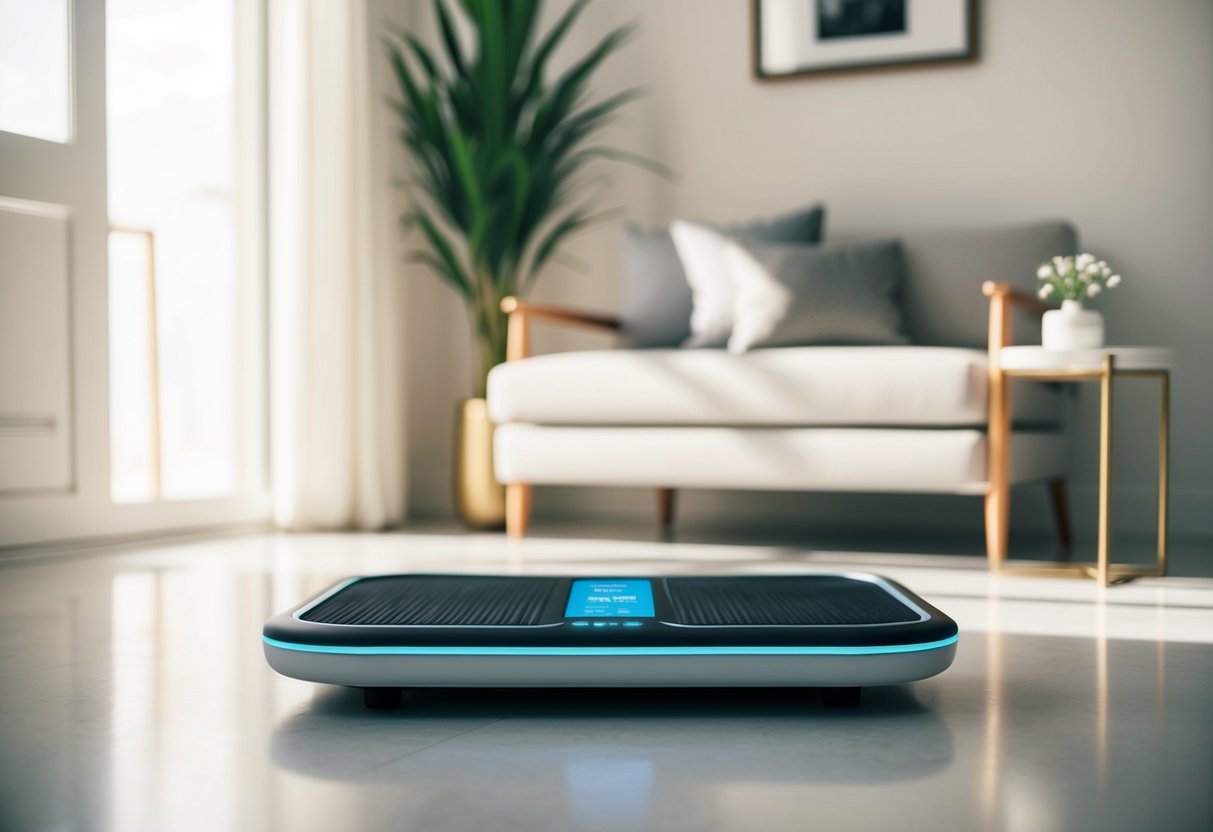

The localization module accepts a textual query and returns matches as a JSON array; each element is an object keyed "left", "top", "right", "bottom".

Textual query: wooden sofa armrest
[
  {"left": 982, "top": 281, "right": 1049, "bottom": 355},
  {"left": 500, "top": 296, "right": 621, "bottom": 361}
]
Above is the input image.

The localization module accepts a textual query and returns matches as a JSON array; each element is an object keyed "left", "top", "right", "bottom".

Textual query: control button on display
[
  {"left": 571, "top": 621, "right": 589, "bottom": 627},
  {"left": 623, "top": 621, "right": 643, "bottom": 627}
]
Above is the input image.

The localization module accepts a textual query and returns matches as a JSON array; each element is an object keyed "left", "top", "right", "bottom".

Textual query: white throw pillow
[
  {"left": 722, "top": 240, "right": 792, "bottom": 354},
  {"left": 670, "top": 220, "right": 735, "bottom": 348}
]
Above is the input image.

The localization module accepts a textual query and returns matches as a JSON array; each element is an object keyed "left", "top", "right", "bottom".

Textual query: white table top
[{"left": 1000, "top": 345, "right": 1173, "bottom": 371}]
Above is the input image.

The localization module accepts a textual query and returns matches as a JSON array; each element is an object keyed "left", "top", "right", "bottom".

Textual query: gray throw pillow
[
  {"left": 619, "top": 204, "right": 826, "bottom": 347},
  {"left": 725, "top": 238, "right": 909, "bottom": 353}
]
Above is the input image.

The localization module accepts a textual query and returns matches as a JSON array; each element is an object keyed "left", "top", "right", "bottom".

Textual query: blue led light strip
[{"left": 263, "top": 633, "right": 958, "bottom": 657}]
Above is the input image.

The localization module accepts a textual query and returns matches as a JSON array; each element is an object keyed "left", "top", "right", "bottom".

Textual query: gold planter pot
[{"left": 453, "top": 398, "right": 506, "bottom": 529}]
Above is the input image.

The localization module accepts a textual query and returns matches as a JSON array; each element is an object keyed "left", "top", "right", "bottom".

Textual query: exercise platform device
[{"left": 263, "top": 573, "right": 958, "bottom": 709}]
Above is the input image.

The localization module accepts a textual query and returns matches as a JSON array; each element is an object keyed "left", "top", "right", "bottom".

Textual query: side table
[{"left": 990, "top": 346, "right": 1172, "bottom": 585}]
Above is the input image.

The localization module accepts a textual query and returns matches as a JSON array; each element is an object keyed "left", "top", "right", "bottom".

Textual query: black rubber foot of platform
[
  {"left": 822, "top": 686, "right": 862, "bottom": 708},
  {"left": 363, "top": 687, "right": 403, "bottom": 710}
]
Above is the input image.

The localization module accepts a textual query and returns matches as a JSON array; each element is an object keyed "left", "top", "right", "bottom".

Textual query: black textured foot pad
[
  {"left": 302, "top": 576, "right": 558, "bottom": 627},
  {"left": 665, "top": 577, "right": 920, "bottom": 626}
]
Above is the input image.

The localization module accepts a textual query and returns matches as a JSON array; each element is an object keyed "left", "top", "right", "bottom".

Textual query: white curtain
[{"left": 268, "top": 0, "right": 406, "bottom": 530}]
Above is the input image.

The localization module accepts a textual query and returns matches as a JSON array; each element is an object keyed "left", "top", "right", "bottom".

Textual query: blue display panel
[{"left": 564, "top": 579, "right": 655, "bottom": 618}]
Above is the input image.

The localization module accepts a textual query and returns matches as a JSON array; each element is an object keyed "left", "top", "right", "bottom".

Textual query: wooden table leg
[
  {"left": 985, "top": 294, "right": 1011, "bottom": 569},
  {"left": 1096, "top": 355, "right": 1115, "bottom": 586},
  {"left": 1157, "top": 370, "right": 1170, "bottom": 576}
]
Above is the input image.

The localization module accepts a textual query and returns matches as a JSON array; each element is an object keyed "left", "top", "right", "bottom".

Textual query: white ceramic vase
[{"left": 1042, "top": 299, "right": 1105, "bottom": 351}]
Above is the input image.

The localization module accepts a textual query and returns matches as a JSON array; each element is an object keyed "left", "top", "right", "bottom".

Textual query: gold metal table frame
[{"left": 995, "top": 353, "right": 1170, "bottom": 586}]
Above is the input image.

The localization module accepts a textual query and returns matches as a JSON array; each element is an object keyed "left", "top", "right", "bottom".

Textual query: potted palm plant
[{"left": 385, "top": 0, "right": 659, "bottom": 528}]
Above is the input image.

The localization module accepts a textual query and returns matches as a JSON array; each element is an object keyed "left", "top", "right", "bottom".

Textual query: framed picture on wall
[{"left": 753, "top": 0, "right": 977, "bottom": 79}]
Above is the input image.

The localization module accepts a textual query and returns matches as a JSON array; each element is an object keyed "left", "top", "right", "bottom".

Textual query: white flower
[{"left": 1045, "top": 253, "right": 1122, "bottom": 299}]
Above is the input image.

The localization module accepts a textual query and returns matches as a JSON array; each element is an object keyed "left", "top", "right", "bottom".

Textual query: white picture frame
[{"left": 754, "top": 0, "right": 977, "bottom": 79}]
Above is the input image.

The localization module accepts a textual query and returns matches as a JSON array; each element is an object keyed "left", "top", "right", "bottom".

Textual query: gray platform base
[{"left": 267, "top": 645, "right": 957, "bottom": 691}]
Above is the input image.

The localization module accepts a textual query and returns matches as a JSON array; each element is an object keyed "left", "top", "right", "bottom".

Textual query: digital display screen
[{"left": 564, "top": 579, "right": 655, "bottom": 618}]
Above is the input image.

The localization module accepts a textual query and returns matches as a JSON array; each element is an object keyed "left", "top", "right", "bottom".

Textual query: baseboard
[
  {"left": 409, "top": 470, "right": 1213, "bottom": 538},
  {"left": 0, "top": 519, "right": 275, "bottom": 563}
]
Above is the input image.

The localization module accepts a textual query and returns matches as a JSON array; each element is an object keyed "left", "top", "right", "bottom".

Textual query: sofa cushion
[
  {"left": 487, "top": 346, "right": 1061, "bottom": 427},
  {"left": 833, "top": 220, "right": 1078, "bottom": 347},
  {"left": 619, "top": 204, "right": 826, "bottom": 348},
  {"left": 494, "top": 425, "right": 1067, "bottom": 493}
]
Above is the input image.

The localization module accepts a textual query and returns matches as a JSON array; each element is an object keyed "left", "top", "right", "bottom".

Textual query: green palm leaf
[{"left": 384, "top": 0, "right": 665, "bottom": 395}]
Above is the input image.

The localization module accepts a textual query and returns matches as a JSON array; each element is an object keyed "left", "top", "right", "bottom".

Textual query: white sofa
[{"left": 488, "top": 221, "right": 1076, "bottom": 561}]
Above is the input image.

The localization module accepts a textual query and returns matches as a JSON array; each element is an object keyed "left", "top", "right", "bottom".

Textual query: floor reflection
[
  {"left": 268, "top": 684, "right": 955, "bottom": 828},
  {"left": 270, "top": 686, "right": 954, "bottom": 786}
]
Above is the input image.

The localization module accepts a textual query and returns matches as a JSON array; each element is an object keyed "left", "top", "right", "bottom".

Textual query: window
[
  {"left": 106, "top": 0, "right": 264, "bottom": 504},
  {"left": 0, "top": 0, "right": 267, "bottom": 547},
  {"left": 0, "top": 0, "right": 71, "bottom": 143}
]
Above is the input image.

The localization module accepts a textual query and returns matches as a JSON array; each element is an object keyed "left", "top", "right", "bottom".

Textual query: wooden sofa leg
[
  {"left": 506, "top": 484, "right": 532, "bottom": 539},
  {"left": 1048, "top": 478, "right": 1073, "bottom": 554},
  {"left": 984, "top": 488, "right": 1009, "bottom": 568},
  {"left": 657, "top": 488, "right": 676, "bottom": 530}
]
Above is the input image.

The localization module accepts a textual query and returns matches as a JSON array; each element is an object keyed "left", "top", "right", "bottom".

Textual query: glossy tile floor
[{"left": 2, "top": 530, "right": 1212, "bottom": 831}]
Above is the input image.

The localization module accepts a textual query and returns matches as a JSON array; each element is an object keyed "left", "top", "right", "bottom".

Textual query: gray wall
[{"left": 396, "top": 0, "right": 1213, "bottom": 544}]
